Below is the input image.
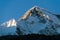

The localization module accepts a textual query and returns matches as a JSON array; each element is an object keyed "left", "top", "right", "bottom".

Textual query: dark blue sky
[{"left": 0, "top": 0, "right": 60, "bottom": 24}]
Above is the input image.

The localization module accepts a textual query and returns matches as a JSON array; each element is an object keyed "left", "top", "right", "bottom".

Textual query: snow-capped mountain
[
  {"left": 1, "top": 18, "right": 17, "bottom": 27},
  {"left": 17, "top": 6, "right": 60, "bottom": 35},
  {"left": 0, "top": 6, "right": 60, "bottom": 36},
  {"left": 0, "top": 19, "right": 17, "bottom": 36}
]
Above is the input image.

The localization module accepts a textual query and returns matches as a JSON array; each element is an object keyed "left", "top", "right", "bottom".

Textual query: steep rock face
[{"left": 17, "top": 6, "right": 60, "bottom": 35}]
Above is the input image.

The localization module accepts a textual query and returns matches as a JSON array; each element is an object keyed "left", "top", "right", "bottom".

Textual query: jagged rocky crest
[{"left": 0, "top": 6, "right": 60, "bottom": 36}]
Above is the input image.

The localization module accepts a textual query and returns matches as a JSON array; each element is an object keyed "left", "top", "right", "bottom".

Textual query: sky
[{"left": 0, "top": 0, "right": 60, "bottom": 24}]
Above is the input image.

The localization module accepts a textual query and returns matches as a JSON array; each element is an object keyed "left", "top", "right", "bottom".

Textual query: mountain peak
[
  {"left": 29, "top": 6, "right": 39, "bottom": 10},
  {"left": 1, "top": 18, "right": 17, "bottom": 27},
  {"left": 19, "top": 6, "right": 43, "bottom": 21}
]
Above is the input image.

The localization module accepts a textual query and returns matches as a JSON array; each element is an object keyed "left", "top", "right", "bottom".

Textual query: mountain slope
[
  {"left": 55, "top": 15, "right": 60, "bottom": 19},
  {"left": 17, "top": 6, "right": 60, "bottom": 35},
  {"left": 0, "top": 19, "right": 17, "bottom": 36},
  {"left": 0, "top": 6, "right": 60, "bottom": 36}
]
